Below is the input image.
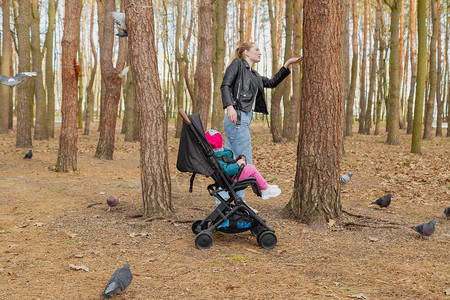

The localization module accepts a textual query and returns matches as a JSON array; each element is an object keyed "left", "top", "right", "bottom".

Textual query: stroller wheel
[
  {"left": 258, "top": 231, "right": 277, "bottom": 249},
  {"left": 192, "top": 219, "right": 205, "bottom": 234},
  {"left": 251, "top": 225, "right": 264, "bottom": 237},
  {"left": 195, "top": 232, "right": 213, "bottom": 249}
]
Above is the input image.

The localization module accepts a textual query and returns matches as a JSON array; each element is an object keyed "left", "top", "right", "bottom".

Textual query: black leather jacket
[{"left": 220, "top": 58, "right": 291, "bottom": 114}]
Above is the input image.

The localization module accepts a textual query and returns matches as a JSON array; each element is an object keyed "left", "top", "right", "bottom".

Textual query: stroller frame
[{"left": 177, "top": 108, "right": 277, "bottom": 250}]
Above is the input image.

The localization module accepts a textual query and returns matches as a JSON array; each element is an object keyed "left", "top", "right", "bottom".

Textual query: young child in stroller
[{"left": 205, "top": 129, "right": 281, "bottom": 204}]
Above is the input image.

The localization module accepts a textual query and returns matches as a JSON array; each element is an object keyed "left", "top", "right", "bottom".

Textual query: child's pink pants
[{"left": 233, "top": 164, "right": 268, "bottom": 190}]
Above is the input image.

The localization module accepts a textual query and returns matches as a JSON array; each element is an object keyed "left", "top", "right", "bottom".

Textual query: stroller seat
[{"left": 176, "top": 109, "right": 277, "bottom": 250}]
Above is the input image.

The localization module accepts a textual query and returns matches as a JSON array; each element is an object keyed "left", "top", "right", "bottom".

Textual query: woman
[{"left": 221, "top": 42, "right": 302, "bottom": 165}]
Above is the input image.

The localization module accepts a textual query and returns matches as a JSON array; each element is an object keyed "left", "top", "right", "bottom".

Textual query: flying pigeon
[
  {"left": 445, "top": 207, "right": 450, "bottom": 219},
  {"left": 411, "top": 220, "right": 437, "bottom": 240},
  {"left": 23, "top": 150, "right": 32, "bottom": 159},
  {"left": 111, "top": 12, "right": 127, "bottom": 37},
  {"left": 0, "top": 72, "right": 40, "bottom": 86},
  {"left": 106, "top": 195, "right": 120, "bottom": 212},
  {"left": 101, "top": 263, "right": 133, "bottom": 299},
  {"left": 340, "top": 172, "right": 353, "bottom": 184},
  {"left": 371, "top": 193, "right": 392, "bottom": 209}
]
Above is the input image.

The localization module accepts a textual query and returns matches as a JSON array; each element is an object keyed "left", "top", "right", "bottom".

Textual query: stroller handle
[{"left": 178, "top": 108, "right": 191, "bottom": 125}]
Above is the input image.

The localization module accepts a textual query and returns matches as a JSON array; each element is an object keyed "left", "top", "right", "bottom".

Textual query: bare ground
[{"left": 0, "top": 121, "right": 449, "bottom": 299}]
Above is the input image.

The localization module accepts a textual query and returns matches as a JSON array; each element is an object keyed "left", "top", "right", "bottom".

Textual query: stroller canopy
[{"left": 176, "top": 114, "right": 214, "bottom": 177}]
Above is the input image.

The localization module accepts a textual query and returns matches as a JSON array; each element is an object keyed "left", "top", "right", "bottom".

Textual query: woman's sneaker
[{"left": 261, "top": 185, "right": 281, "bottom": 200}]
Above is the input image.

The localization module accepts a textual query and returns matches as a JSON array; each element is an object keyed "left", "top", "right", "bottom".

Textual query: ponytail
[{"left": 227, "top": 42, "right": 256, "bottom": 66}]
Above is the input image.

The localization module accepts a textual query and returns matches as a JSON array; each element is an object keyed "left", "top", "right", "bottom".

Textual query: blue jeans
[
  {"left": 223, "top": 110, "right": 253, "bottom": 164},
  {"left": 215, "top": 110, "right": 253, "bottom": 205}
]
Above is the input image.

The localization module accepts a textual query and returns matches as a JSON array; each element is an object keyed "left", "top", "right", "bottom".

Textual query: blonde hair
[{"left": 228, "top": 42, "right": 255, "bottom": 63}]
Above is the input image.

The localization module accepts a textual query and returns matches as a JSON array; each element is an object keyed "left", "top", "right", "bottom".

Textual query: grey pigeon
[
  {"left": 340, "top": 172, "right": 353, "bottom": 184},
  {"left": 111, "top": 12, "right": 127, "bottom": 37},
  {"left": 101, "top": 263, "right": 133, "bottom": 299},
  {"left": 0, "top": 72, "right": 39, "bottom": 86},
  {"left": 444, "top": 207, "right": 450, "bottom": 219},
  {"left": 411, "top": 220, "right": 437, "bottom": 240},
  {"left": 371, "top": 193, "right": 392, "bottom": 209},
  {"left": 106, "top": 196, "right": 120, "bottom": 212},
  {"left": 23, "top": 150, "right": 32, "bottom": 159}
]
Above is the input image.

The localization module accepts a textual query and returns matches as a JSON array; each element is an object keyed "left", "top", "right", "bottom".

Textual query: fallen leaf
[
  {"left": 69, "top": 264, "right": 89, "bottom": 272},
  {"left": 368, "top": 237, "right": 379, "bottom": 242},
  {"left": 35, "top": 223, "right": 44, "bottom": 227},
  {"left": 349, "top": 293, "right": 367, "bottom": 299}
]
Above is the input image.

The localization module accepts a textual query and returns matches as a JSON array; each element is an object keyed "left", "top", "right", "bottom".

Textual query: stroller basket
[{"left": 176, "top": 108, "right": 277, "bottom": 250}]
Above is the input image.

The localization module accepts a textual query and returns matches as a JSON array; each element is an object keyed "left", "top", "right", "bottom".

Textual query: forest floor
[{"left": 0, "top": 120, "right": 449, "bottom": 299}]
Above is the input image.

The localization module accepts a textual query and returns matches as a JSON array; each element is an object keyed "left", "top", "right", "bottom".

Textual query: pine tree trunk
[
  {"left": 45, "top": 0, "right": 56, "bottom": 138},
  {"left": 358, "top": 0, "right": 369, "bottom": 133},
  {"left": 423, "top": 0, "right": 437, "bottom": 140},
  {"left": 375, "top": 3, "right": 385, "bottom": 136},
  {"left": 435, "top": 1, "right": 443, "bottom": 137},
  {"left": 239, "top": 0, "right": 245, "bottom": 42},
  {"left": 284, "top": 0, "right": 342, "bottom": 226},
  {"left": 16, "top": 0, "right": 33, "bottom": 148},
  {"left": 84, "top": 0, "right": 97, "bottom": 136},
  {"left": 364, "top": 0, "right": 380, "bottom": 134},
  {"left": 282, "top": 0, "right": 293, "bottom": 139},
  {"left": 446, "top": 2, "right": 450, "bottom": 138},
  {"left": 125, "top": 0, "right": 173, "bottom": 216},
  {"left": 78, "top": 47, "right": 84, "bottom": 129},
  {"left": 56, "top": 0, "right": 82, "bottom": 172},
  {"left": 211, "top": 0, "right": 228, "bottom": 132},
  {"left": 95, "top": 0, "right": 127, "bottom": 159},
  {"left": 341, "top": 0, "right": 350, "bottom": 142},
  {"left": 124, "top": 65, "right": 138, "bottom": 142},
  {"left": 345, "top": 0, "right": 358, "bottom": 137},
  {"left": 196, "top": 0, "right": 213, "bottom": 128},
  {"left": 0, "top": 0, "right": 12, "bottom": 134},
  {"left": 386, "top": 1, "right": 400, "bottom": 145},
  {"left": 406, "top": 0, "right": 417, "bottom": 134},
  {"left": 174, "top": 0, "right": 184, "bottom": 138},
  {"left": 411, "top": 0, "right": 427, "bottom": 153}
]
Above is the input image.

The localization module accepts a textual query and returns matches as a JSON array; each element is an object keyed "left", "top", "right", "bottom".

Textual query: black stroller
[{"left": 176, "top": 108, "right": 277, "bottom": 250}]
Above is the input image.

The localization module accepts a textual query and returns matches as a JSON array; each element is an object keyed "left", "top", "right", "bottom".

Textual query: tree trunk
[
  {"left": 284, "top": 0, "right": 342, "bottom": 226},
  {"left": 386, "top": 1, "right": 400, "bottom": 145},
  {"left": 125, "top": 0, "right": 173, "bottom": 216},
  {"left": 95, "top": 0, "right": 127, "bottom": 159},
  {"left": 16, "top": 0, "right": 33, "bottom": 148},
  {"left": 0, "top": 0, "right": 12, "bottom": 134},
  {"left": 406, "top": 0, "right": 417, "bottom": 134},
  {"left": 196, "top": 0, "right": 213, "bottom": 128},
  {"left": 446, "top": 1, "right": 450, "bottom": 138},
  {"left": 239, "top": 0, "right": 245, "bottom": 43},
  {"left": 374, "top": 4, "right": 385, "bottom": 136},
  {"left": 340, "top": 0, "right": 349, "bottom": 143},
  {"left": 84, "top": 0, "right": 97, "bottom": 136},
  {"left": 423, "top": 0, "right": 437, "bottom": 140},
  {"left": 411, "top": 0, "right": 427, "bottom": 153},
  {"left": 286, "top": 0, "right": 302, "bottom": 142},
  {"left": 345, "top": 0, "right": 358, "bottom": 137},
  {"left": 44, "top": 0, "right": 56, "bottom": 138},
  {"left": 174, "top": 0, "right": 184, "bottom": 138},
  {"left": 281, "top": 0, "right": 294, "bottom": 139},
  {"left": 435, "top": 1, "right": 443, "bottom": 137},
  {"left": 77, "top": 47, "right": 84, "bottom": 129},
  {"left": 364, "top": 0, "right": 381, "bottom": 134},
  {"left": 211, "top": 0, "right": 228, "bottom": 132},
  {"left": 56, "top": 0, "right": 82, "bottom": 172},
  {"left": 358, "top": 0, "right": 368, "bottom": 133}
]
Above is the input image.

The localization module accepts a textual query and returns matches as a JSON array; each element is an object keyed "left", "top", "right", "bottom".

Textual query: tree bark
[
  {"left": 345, "top": 0, "right": 358, "bottom": 137},
  {"left": 95, "top": 0, "right": 127, "bottom": 159},
  {"left": 16, "top": 0, "right": 33, "bottom": 148},
  {"left": 406, "top": 0, "right": 417, "bottom": 134},
  {"left": 340, "top": 0, "right": 349, "bottom": 142},
  {"left": 411, "top": 0, "right": 427, "bottom": 153},
  {"left": 125, "top": 0, "right": 173, "bottom": 216},
  {"left": 196, "top": 0, "right": 213, "bottom": 128},
  {"left": 211, "top": 0, "right": 228, "bottom": 132},
  {"left": 386, "top": 0, "right": 400, "bottom": 145},
  {"left": 374, "top": 3, "right": 385, "bottom": 136},
  {"left": 358, "top": 0, "right": 368, "bottom": 133},
  {"left": 364, "top": 0, "right": 381, "bottom": 134},
  {"left": 281, "top": 0, "right": 294, "bottom": 139},
  {"left": 435, "top": 1, "right": 443, "bottom": 137},
  {"left": 56, "top": 0, "right": 82, "bottom": 172},
  {"left": 423, "top": 0, "right": 437, "bottom": 140},
  {"left": 284, "top": 0, "right": 342, "bottom": 226},
  {"left": 0, "top": 0, "right": 12, "bottom": 134},
  {"left": 44, "top": 0, "right": 56, "bottom": 138},
  {"left": 174, "top": 0, "right": 184, "bottom": 138}
]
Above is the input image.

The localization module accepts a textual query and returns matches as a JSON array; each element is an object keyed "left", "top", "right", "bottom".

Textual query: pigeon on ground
[
  {"left": 106, "top": 196, "right": 120, "bottom": 212},
  {"left": 445, "top": 207, "right": 450, "bottom": 219},
  {"left": 0, "top": 72, "right": 40, "bottom": 86},
  {"left": 411, "top": 220, "right": 437, "bottom": 240},
  {"left": 23, "top": 150, "right": 32, "bottom": 159},
  {"left": 371, "top": 193, "right": 392, "bottom": 209},
  {"left": 340, "top": 172, "right": 353, "bottom": 184},
  {"left": 111, "top": 12, "right": 127, "bottom": 37},
  {"left": 101, "top": 263, "right": 133, "bottom": 299}
]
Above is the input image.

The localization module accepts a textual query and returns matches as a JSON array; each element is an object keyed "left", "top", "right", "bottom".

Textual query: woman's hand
[
  {"left": 284, "top": 56, "right": 303, "bottom": 69},
  {"left": 227, "top": 106, "right": 237, "bottom": 124},
  {"left": 237, "top": 158, "right": 246, "bottom": 166}
]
